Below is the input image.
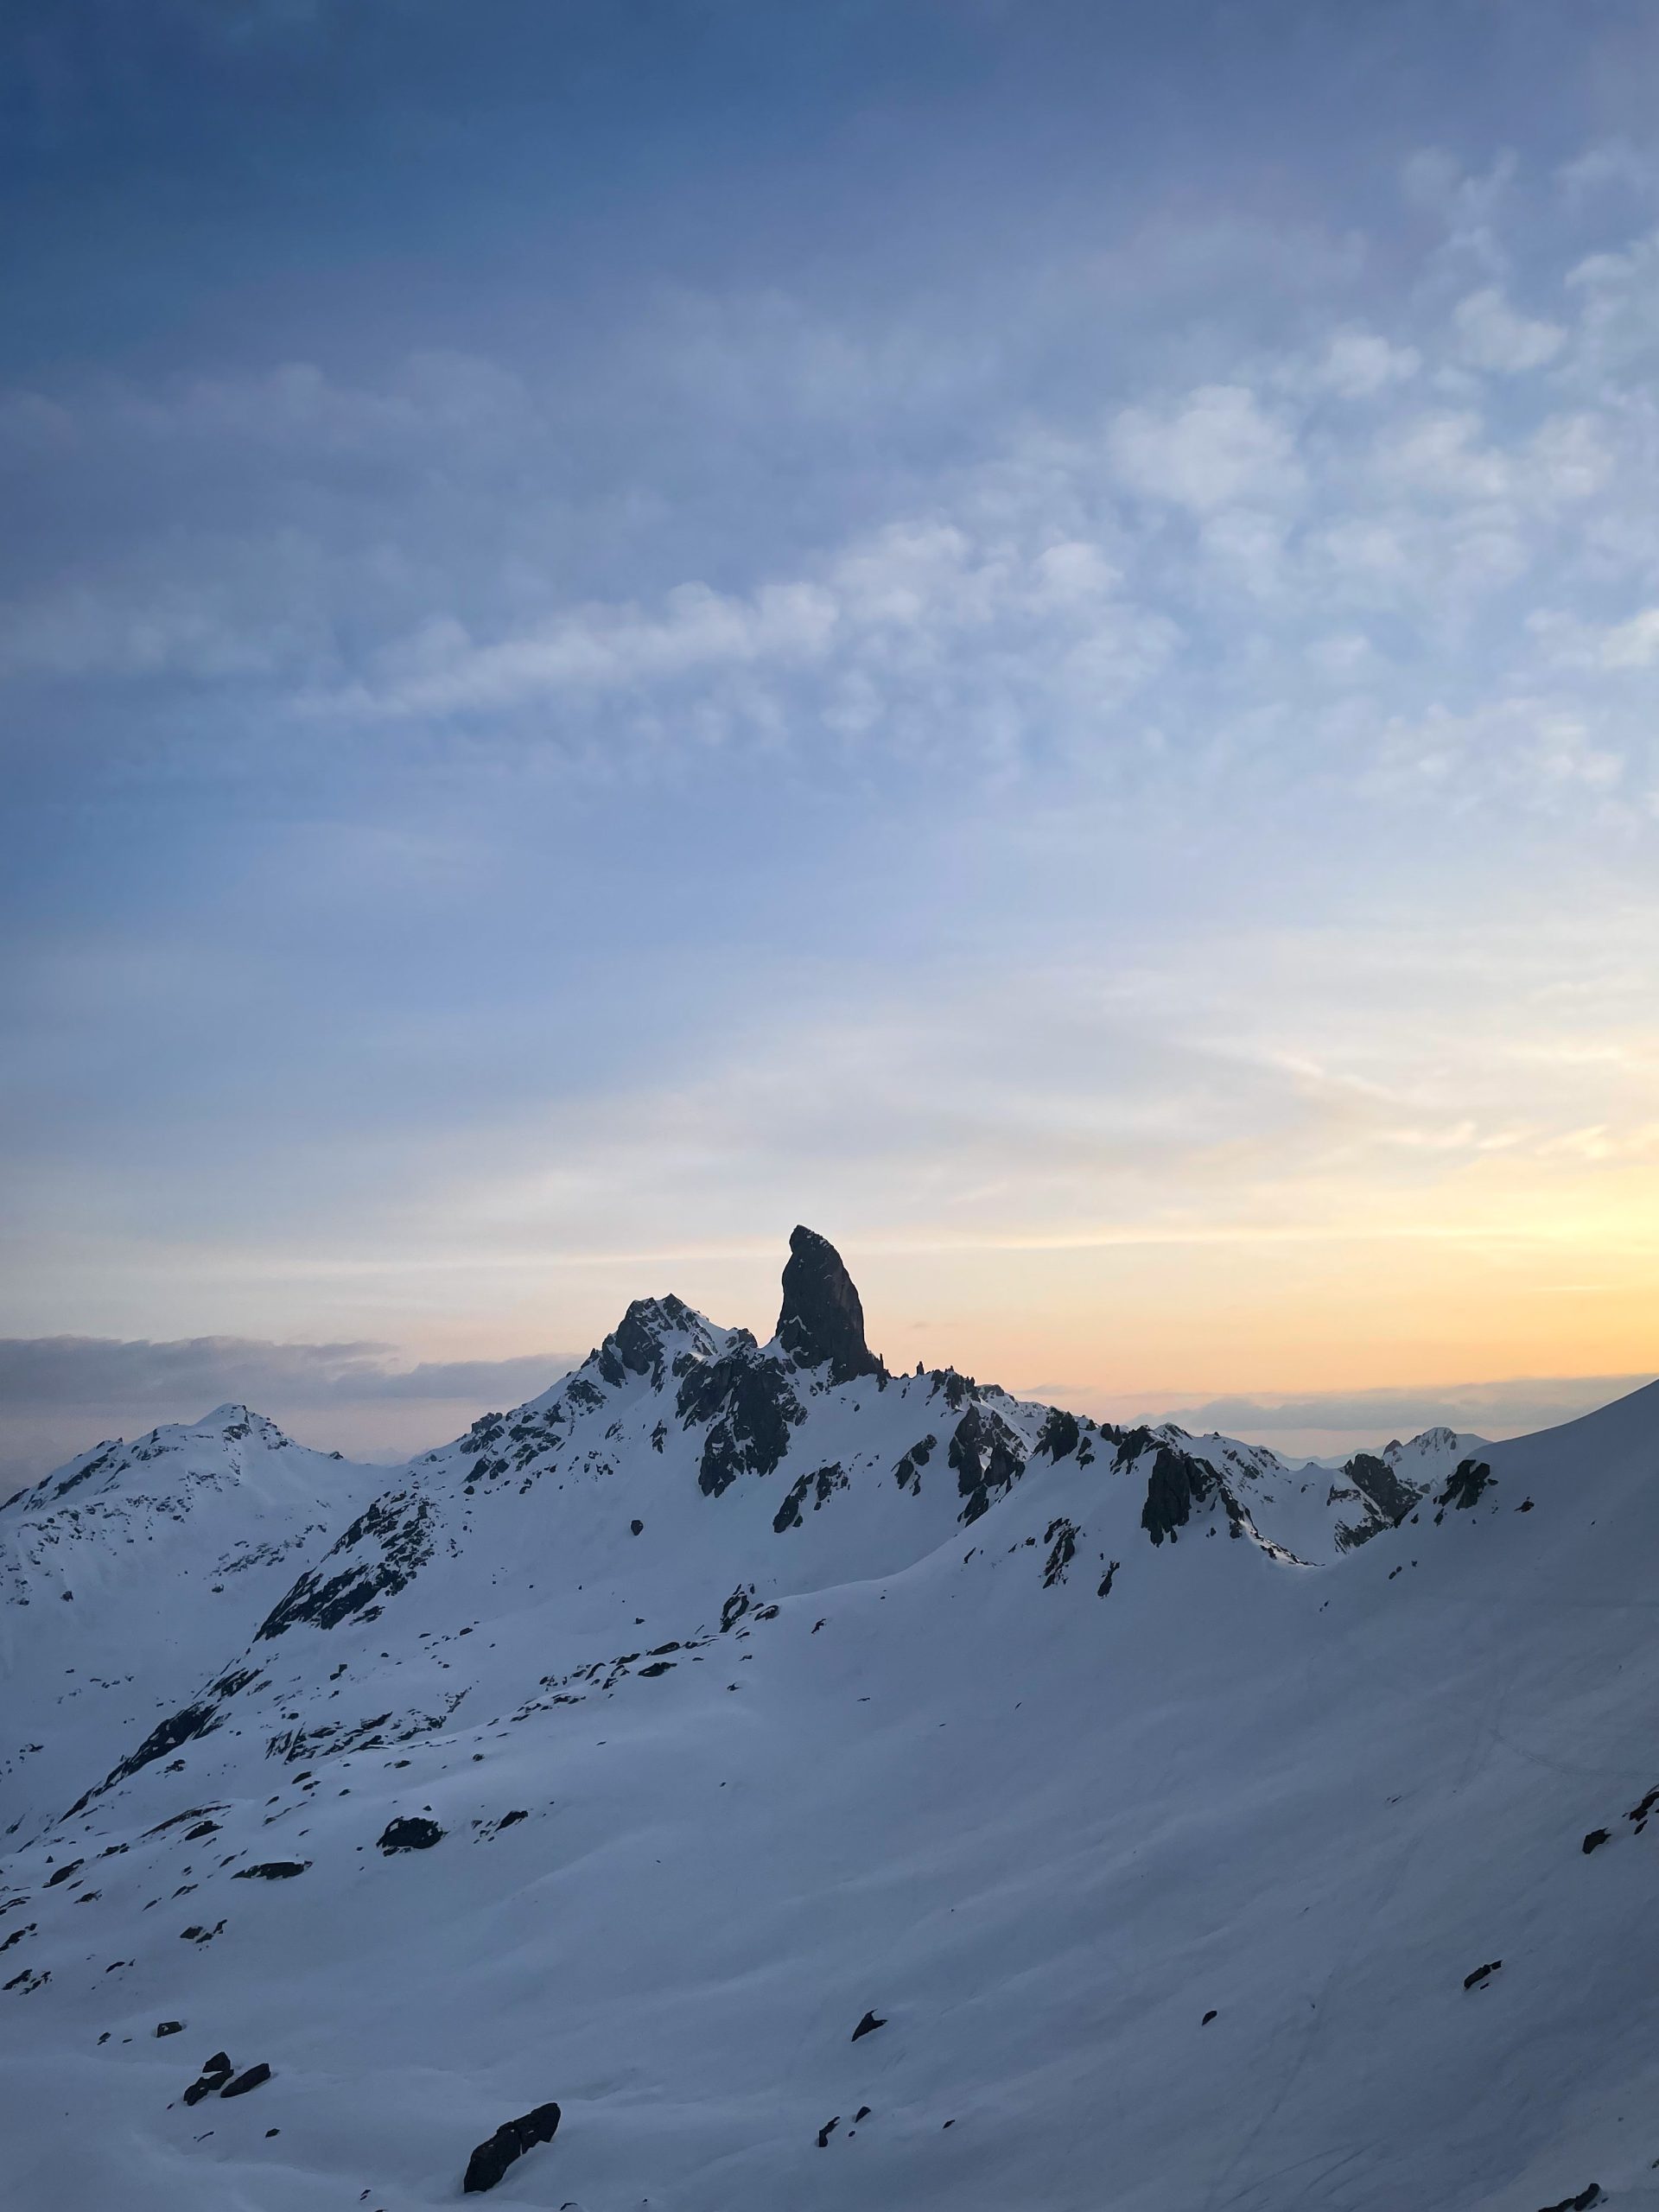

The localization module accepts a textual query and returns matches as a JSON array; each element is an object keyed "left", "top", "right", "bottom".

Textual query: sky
[{"left": 3, "top": 0, "right": 1658, "bottom": 1491}]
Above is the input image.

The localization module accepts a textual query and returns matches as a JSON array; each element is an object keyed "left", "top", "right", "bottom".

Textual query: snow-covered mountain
[
  {"left": 0, "top": 1406, "right": 392, "bottom": 1841},
  {"left": 2, "top": 1228, "right": 1650, "bottom": 2212}
]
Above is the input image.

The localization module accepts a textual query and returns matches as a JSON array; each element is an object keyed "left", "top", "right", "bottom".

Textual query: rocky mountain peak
[
  {"left": 774, "top": 1225, "right": 883, "bottom": 1386},
  {"left": 591, "top": 1293, "right": 717, "bottom": 1390}
]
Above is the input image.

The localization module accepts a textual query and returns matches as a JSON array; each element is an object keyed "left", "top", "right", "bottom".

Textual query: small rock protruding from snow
[
  {"left": 220, "top": 2062, "right": 272, "bottom": 2098},
  {"left": 181, "top": 2052, "right": 235, "bottom": 2105},
  {"left": 376, "top": 1816, "right": 444, "bottom": 1854},
  {"left": 461, "top": 2101, "right": 561, "bottom": 2193}
]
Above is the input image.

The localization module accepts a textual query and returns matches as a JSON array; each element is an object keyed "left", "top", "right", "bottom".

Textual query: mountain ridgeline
[{"left": 2, "top": 1229, "right": 1652, "bottom": 2212}]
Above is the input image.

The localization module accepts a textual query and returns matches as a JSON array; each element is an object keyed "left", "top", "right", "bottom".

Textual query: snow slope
[
  {"left": 0, "top": 1406, "right": 392, "bottom": 1842},
  {"left": 1, "top": 1230, "right": 1650, "bottom": 2212}
]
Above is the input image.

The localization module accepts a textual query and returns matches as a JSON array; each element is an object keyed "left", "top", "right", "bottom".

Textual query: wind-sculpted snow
[{"left": 3, "top": 1233, "right": 1656, "bottom": 2212}]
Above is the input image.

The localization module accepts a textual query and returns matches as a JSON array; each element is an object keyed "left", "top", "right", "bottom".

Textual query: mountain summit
[
  {"left": 775, "top": 1223, "right": 884, "bottom": 1383},
  {"left": 2, "top": 1235, "right": 1654, "bottom": 2212}
]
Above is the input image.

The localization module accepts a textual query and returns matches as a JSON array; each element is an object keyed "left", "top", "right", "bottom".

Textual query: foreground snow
[{"left": 1, "top": 1234, "right": 1650, "bottom": 2211}]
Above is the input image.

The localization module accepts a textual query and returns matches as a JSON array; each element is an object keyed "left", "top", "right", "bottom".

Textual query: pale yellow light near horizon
[{"left": 395, "top": 1153, "right": 1659, "bottom": 1406}]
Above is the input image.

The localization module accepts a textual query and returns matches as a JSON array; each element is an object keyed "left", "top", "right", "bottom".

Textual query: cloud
[
  {"left": 1309, "top": 325, "right": 1424, "bottom": 400},
  {"left": 1400, "top": 149, "right": 1518, "bottom": 274},
  {"left": 1144, "top": 1373, "right": 1656, "bottom": 1446},
  {"left": 312, "top": 507, "right": 1178, "bottom": 763},
  {"left": 0, "top": 1335, "right": 573, "bottom": 1412},
  {"left": 1556, "top": 142, "right": 1657, "bottom": 205},
  {"left": 1452, "top": 287, "right": 1567, "bottom": 374},
  {"left": 1599, "top": 608, "right": 1659, "bottom": 668},
  {"left": 1107, "top": 385, "right": 1304, "bottom": 514}
]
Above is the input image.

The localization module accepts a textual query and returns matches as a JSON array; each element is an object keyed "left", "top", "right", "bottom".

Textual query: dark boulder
[
  {"left": 154, "top": 2020, "right": 185, "bottom": 2037},
  {"left": 851, "top": 2009, "right": 886, "bottom": 2041},
  {"left": 220, "top": 2062, "right": 272, "bottom": 2098},
  {"left": 377, "top": 1817, "right": 444, "bottom": 1854},
  {"left": 1582, "top": 1828, "right": 1610, "bottom": 1855},
  {"left": 1536, "top": 2189, "right": 1600, "bottom": 2211},
  {"left": 461, "top": 2101, "right": 562, "bottom": 2193},
  {"left": 1463, "top": 1959, "right": 1502, "bottom": 1990},
  {"left": 181, "top": 2051, "right": 236, "bottom": 2103},
  {"left": 233, "top": 1861, "right": 308, "bottom": 1880},
  {"left": 776, "top": 1227, "right": 882, "bottom": 1384}
]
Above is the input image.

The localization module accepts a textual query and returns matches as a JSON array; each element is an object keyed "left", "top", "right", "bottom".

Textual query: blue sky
[{"left": 3, "top": 0, "right": 1658, "bottom": 1487}]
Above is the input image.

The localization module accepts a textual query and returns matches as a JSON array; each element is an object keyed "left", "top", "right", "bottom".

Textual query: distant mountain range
[{"left": 1, "top": 1227, "right": 1648, "bottom": 2212}]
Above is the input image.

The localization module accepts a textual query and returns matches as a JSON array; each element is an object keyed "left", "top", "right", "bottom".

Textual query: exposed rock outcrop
[
  {"left": 776, "top": 1226, "right": 883, "bottom": 1384},
  {"left": 377, "top": 1816, "right": 444, "bottom": 1854},
  {"left": 462, "top": 2101, "right": 562, "bottom": 2193}
]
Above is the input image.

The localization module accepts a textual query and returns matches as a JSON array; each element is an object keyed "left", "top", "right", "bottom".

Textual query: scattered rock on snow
[
  {"left": 851, "top": 2009, "right": 886, "bottom": 2041},
  {"left": 1463, "top": 1960, "right": 1503, "bottom": 1990},
  {"left": 1582, "top": 1828, "right": 1611, "bottom": 1855}
]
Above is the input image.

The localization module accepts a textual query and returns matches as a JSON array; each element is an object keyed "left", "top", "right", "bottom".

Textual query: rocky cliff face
[{"left": 774, "top": 1224, "right": 885, "bottom": 1384}]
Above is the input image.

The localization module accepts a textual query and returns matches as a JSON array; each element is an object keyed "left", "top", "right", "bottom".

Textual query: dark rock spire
[{"left": 775, "top": 1226, "right": 883, "bottom": 1385}]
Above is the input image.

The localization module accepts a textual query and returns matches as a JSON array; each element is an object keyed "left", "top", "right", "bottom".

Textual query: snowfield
[{"left": 2, "top": 1230, "right": 1652, "bottom": 2212}]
